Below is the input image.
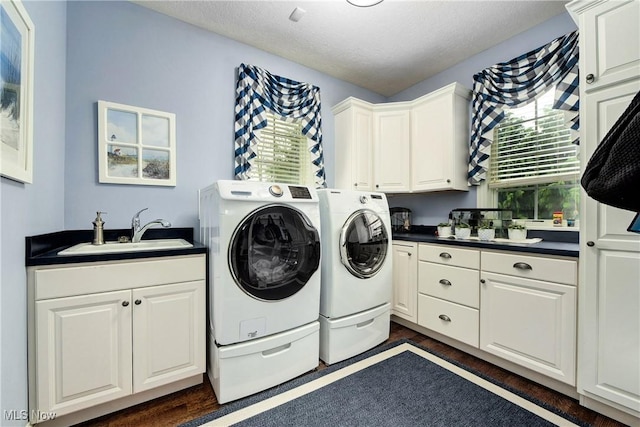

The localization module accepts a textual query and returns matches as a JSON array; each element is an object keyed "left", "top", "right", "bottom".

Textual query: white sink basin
[{"left": 58, "top": 239, "right": 193, "bottom": 256}]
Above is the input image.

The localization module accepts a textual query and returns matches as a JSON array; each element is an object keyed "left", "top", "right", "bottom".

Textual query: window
[
  {"left": 252, "top": 112, "right": 314, "bottom": 185},
  {"left": 488, "top": 88, "right": 580, "bottom": 222}
]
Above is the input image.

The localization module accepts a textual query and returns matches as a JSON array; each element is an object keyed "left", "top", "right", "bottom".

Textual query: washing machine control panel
[{"left": 288, "top": 186, "right": 313, "bottom": 199}]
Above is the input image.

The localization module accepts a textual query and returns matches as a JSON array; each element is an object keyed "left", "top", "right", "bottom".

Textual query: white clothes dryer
[
  {"left": 317, "top": 189, "right": 392, "bottom": 364},
  {"left": 199, "top": 180, "right": 322, "bottom": 403}
]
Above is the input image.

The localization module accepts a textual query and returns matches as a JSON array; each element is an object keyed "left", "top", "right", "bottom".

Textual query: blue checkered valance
[
  {"left": 468, "top": 31, "right": 579, "bottom": 185},
  {"left": 234, "top": 63, "right": 326, "bottom": 187}
]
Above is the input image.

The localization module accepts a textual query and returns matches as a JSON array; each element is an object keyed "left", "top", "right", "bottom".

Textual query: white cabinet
[
  {"left": 373, "top": 107, "right": 411, "bottom": 192},
  {"left": 28, "top": 255, "right": 206, "bottom": 422},
  {"left": 569, "top": 0, "right": 640, "bottom": 92},
  {"left": 567, "top": 0, "right": 640, "bottom": 421},
  {"left": 411, "top": 83, "right": 471, "bottom": 192},
  {"left": 332, "top": 82, "right": 470, "bottom": 193},
  {"left": 480, "top": 252, "right": 577, "bottom": 385},
  {"left": 391, "top": 241, "right": 417, "bottom": 321},
  {"left": 333, "top": 98, "right": 373, "bottom": 190},
  {"left": 417, "top": 244, "right": 479, "bottom": 347}
]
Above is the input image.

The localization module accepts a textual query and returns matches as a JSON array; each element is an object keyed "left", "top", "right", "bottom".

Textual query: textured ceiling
[{"left": 133, "top": 0, "right": 569, "bottom": 97}]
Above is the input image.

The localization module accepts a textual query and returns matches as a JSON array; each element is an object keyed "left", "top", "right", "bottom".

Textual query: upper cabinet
[
  {"left": 373, "top": 106, "right": 411, "bottom": 192},
  {"left": 332, "top": 82, "right": 471, "bottom": 193},
  {"left": 411, "top": 83, "right": 471, "bottom": 192},
  {"left": 333, "top": 98, "right": 374, "bottom": 190},
  {"left": 567, "top": 0, "right": 640, "bottom": 92}
]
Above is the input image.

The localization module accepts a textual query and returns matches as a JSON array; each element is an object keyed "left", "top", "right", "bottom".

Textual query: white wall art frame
[
  {"left": 1, "top": 0, "right": 35, "bottom": 184},
  {"left": 98, "top": 100, "right": 176, "bottom": 186}
]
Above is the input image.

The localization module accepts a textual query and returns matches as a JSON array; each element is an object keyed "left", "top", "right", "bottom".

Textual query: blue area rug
[{"left": 182, "top": 339, "right": 588, "bottom": 427}]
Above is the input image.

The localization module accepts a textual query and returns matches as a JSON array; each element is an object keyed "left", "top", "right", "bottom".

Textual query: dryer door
[
  {"left": 339, "top": 209, "right": 389, "bottom": 279},
  {"left": 229, "top": 205, "right": 321, "bottom": 301}
]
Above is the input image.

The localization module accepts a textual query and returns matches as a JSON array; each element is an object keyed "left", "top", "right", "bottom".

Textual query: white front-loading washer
[
  {"left": 317, "top": 189, "right": 392, "bottom": 364},
  {"left": 199, "top": 180, "right": 322, "bottom": 403}
]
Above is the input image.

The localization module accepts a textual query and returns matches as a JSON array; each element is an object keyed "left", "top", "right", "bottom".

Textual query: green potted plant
[
  {"left": 477, "top": 224, "right": 495, "bottom": 241},
  {"left": 508, "top": 223, "right": 527, "bottom": 240},
  {"left": 454, "top": 222, "right": 471, "bottom": 240},
  {"left": 437, "top": 222, "right": 452, "bottom": 238}
]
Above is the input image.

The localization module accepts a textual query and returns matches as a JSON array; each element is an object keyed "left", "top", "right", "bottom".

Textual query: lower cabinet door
[
  {"left": 132, "top": 280, "right": 205, "bottom": 392},
  {"left": 35, "top": 290, "right": 133, "bottom": 416},
  {"left": 480, "top": 273, "right": 576, "bottom": 385}
]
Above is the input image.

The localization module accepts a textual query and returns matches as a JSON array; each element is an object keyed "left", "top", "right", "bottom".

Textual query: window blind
[
  {"left": 252, "top": 112, "right": 311, "bottom": 185},
  {"left": 489, "top": 93, "right": 580, "bottom": 189}
]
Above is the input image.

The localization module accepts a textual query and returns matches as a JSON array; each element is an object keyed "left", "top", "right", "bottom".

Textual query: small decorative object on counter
[
  {"left": 508, "top": 223, "right": 527, "bottom": 240},
  {"left": 478, "top": 224, "right": 495, "bottom": 241},
  {"left": 455, "top": 223, "right": 471, "bottom": 239},
  {"left": 437, "top": 222, "right": 452, "bottom": 237},
  {"left": 553, "top": 211, "right": 564, "bottom": 226},
  {"left": 92, "top": 211, "right": 107, "bottom": 245},
  {"left": 567, "top": 218, "right": 575, "bottom": 227}
]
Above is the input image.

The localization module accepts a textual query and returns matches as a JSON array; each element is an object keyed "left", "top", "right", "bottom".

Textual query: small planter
[
  {"left": 437, "top": 225, "right": 452, "bottom": 238},
  {"left": 478, "top": 228, "right": 495, "bottom": 241},
  {"left": 455, "top": 226, "right": 471, "bottom": 240},
  {"left": 508, "top": 228, "right": 527, "bottom": 241}
]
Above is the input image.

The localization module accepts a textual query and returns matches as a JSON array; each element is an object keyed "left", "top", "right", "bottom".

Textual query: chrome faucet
[{"left": 131, "top": 208, "right": 171, "bottom": 243}]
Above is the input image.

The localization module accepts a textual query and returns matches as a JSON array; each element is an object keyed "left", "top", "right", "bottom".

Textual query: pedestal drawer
[
  {"left": 418, "top": 262, "right": 479, "bottom": 308},
  {"left": 417, "top": 294, "right": 479, "bottom": 347}
]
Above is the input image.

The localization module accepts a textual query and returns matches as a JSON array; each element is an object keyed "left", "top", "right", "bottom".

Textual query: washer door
[
  {"left": 339, "top": 209, "right": 389, "bottom": 279},
  {"left": 229, "top": 205, "right": 321, "bottom": 301}
]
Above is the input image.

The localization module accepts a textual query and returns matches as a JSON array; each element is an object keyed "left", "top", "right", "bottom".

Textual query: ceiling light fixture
[{"left": 347, "top": 0, "right": 383, "bottom": 7}]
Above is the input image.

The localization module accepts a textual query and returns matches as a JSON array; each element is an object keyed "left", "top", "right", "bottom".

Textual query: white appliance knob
[
  {"left": 359, "top": 195, "right": 368, "bottom": 204},
  {"left": 269, "top": 185, "right": 284, "bottom": 197}
]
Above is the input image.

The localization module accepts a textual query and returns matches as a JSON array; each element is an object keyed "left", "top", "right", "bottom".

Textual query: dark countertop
[
  {"left": 392, "top": 226, "right": 579, "bottom": 258},
  {"left": 26, "top": 228, "right": 207, "bottom": 266}
]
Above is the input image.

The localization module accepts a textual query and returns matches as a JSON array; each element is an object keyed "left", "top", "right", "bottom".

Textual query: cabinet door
[
  {"left": 132, "top": 281, "right": 206, "bottom": 393},
  {"left": 580, "top": 79, "right": 640, "bottom": 410},
  {"left": 35, "top": 290, "right": 132, "bottom": 416},
  {"left": 411, "top": 85, "right": 469, "bottom": 192},
  {"left": 581, "top": 0, "right": 640, "bottom": 91},
  {"left": 391, "top": 242, "right": 417, "bottom": 321},
  {"left": 374, "top": 109, "right": 411, "bottom": 192},
  {"left": 480, "top": 273, "right": 576, "bottom": 385},
  {"left": 334, "top": 103, "right": 373, "bottom": 191}
]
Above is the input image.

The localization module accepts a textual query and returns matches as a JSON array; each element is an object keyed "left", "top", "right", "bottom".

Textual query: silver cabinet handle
[
  {"left": 480, "top": 279, "right": 486, "bottom": 284},
  {"left": 439, "top": 279, "right": 452, "bottom": 286},
  {"left": 122, "top": 301, "right": 129, "bottom": 307},
  {"left": 586, "top": 73, "right": 595, "bottom": 84},
  {"left": 438, "top": 314, "right": 451, "bottom": 322},
  {"left": 587, "top": 241, "right": 595, "bottom": 247},
  {"left": 134, "top": 299, "right": 142, "bottom": 305},
  {"left": 439, "top": 252, "right": 452, "bottom": 259},
  {"left": 513, "top": 262, "right": 532, "bottom": 271}
]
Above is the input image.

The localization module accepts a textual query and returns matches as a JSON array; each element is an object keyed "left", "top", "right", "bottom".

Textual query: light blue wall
[
  {"left": 386, "top": 12, "right": 577, "bottom": 226},
  {"left": 63, "top": 1, "right": 385, "bottom": 232},
  {"left": 0, "top": 1, "right": 67, "bottom": 423}
]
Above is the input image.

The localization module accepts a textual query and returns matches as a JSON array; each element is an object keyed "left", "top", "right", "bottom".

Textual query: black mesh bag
[{"left": 581, "top": 90, "right": 640, "bottom": 212}]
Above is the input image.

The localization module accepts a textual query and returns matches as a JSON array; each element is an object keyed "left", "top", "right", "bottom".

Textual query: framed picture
[
  {"left": 1, "top": 0, "right": 34, "bottom": 183},
  {"left": 98, "top": 100, "right": 176, "bottom": 186}
]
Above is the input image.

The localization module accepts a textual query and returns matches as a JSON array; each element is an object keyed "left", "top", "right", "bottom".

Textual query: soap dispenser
[{"left": 92, "top": 211, "right": 107, "bottom": 245}]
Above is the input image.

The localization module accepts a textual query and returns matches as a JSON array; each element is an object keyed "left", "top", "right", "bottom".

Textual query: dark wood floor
[{"left": 76, "top": 322, "right": 627, "bottom": 427}]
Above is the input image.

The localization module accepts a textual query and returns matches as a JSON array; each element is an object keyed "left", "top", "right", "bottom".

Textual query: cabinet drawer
[
  {"left": 417, "top": 294, "right": 479, "bottom": 347},
  {"left": 35, "top": 255, "right": 206, "bottom": 300},
  {"left": 481, "top": 252, "right": 577, "bottom": 285},
  {"left": 419, "top": 244, "right": 479, "bottom": 269},
  {"left": 418, "top": 262, "right": 479, "bottom": 308}
]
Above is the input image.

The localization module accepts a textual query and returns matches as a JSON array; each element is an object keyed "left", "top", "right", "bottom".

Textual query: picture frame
[
  {"left": 1, "top": 0, "right": 34, "bottom": 184},
  {"left": 97, "top": 100, "right": 176, "bottom": 186}
]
